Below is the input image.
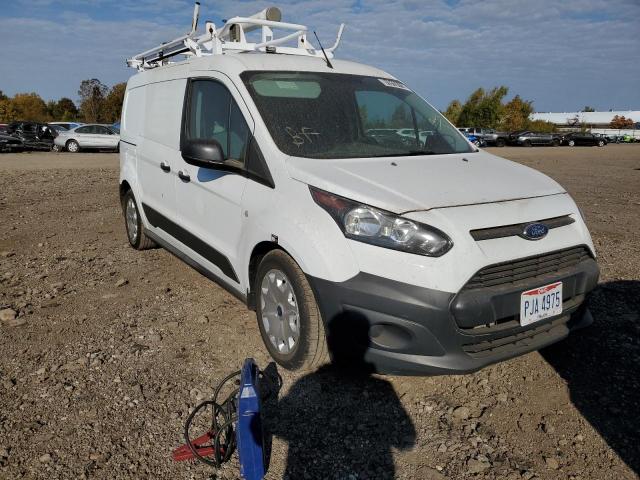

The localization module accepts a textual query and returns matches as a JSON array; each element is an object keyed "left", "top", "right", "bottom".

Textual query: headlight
[{"left": 310, "top": 186, "right": 453, "bottom": 257}]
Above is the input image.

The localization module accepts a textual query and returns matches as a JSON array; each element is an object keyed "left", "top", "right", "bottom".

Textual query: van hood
[{"left": 286, "top": 151, "right": 566, "bottom": 213}]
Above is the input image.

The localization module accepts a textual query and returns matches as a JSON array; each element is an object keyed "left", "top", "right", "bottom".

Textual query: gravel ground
[{"left": 0, "top": 146, "right": 638, "bottom": 480}]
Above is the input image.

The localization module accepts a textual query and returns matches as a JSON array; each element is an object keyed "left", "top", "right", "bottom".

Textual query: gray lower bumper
[{"left": 308, "top": 257, "right": 599, "bottom": 376}]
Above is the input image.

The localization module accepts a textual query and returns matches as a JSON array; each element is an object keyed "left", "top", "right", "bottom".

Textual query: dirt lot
[{"left": 0, "top": 146, "right": 639, "bottom": 480}]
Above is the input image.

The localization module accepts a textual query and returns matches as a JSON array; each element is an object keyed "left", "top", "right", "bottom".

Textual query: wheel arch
[
  {"left": 247, "top": 241, "right": 286, "bottom": 310},
  {"left": 119, "top": 180, "right": 132, "bottom": 210}
]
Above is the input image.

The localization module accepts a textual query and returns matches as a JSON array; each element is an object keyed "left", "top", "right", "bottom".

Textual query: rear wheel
[
  {"left": 495, "top": 138, "right": 506, "bottom": 147},
  {"left": 51, "top": 144, "right": 62, "bottom": 152},
  {"left": 523, "top": 140, "right": 532, "bottom": 147},
  {"left": 568, "top": 140, "right": 576, "bottom": 147},
  {"left": 66, "top": 140, "right": 79, "bottom": 153},
  {"left": 552, "top": 138, "right": 560, "bottom": 147},
  {"left": 597, "top": 140, "right": 605, "bottom": 147},
  {"left": 255, "top": 250, "right": 328, "bottom": 371},
  {"left": 123, "top": 190, "right": 156, "bottom": 250}
]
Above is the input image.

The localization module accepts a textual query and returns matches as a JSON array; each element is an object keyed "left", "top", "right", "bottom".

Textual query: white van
[{"left": 119, "top": 7, "right": 599, "bottom": 374}]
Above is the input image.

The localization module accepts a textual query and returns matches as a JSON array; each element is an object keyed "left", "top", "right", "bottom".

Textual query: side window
[
  {"left": 184, "top": 79, "right": 250, "bottom": 165},
  {"left": 185, "top": 80, "right": 230, "bottom": 158},
  {"left": 228, "top": 101, "right": 250, "bottom": 162},
  {"left": 95, "top": 126, "right": 110, "bottom": 135},
  {"left": 76, "top": 126, "right": 89, "bottom": 134}
]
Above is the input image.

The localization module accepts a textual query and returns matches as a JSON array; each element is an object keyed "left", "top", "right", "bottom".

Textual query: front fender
[{"left": 238, "top": 179, "right": 360, "bottom": 292}]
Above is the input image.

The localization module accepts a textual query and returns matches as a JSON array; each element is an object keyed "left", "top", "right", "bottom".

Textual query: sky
[{"left": 0, "top": 0, "right": 639, "bottom": 112}]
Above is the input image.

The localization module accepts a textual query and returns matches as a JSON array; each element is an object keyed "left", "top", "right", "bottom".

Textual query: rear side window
[
  {"left": 76, "top": 126, "right": 91, "bottom": 134},
  {"left": 183, "top": 79, "right": 251, "bottom": 165}
]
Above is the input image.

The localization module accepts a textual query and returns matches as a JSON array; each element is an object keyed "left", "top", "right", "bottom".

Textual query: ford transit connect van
[{"left": 119, "top": 8, "right": 599, "bottom": 374}]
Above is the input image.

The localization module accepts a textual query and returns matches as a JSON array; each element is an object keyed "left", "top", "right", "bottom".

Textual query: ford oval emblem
[{"left": 522, "top": 223, "right": 549, "bottom": 240}]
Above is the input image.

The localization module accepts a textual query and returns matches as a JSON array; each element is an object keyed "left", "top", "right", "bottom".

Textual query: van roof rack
[{"left": 126, "top": 3, "right": 345, "bottom": 71}]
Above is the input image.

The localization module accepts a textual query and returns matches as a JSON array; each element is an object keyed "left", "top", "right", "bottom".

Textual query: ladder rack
[{"left": 126, "top": 3, "right": 345, "bottom": 71}]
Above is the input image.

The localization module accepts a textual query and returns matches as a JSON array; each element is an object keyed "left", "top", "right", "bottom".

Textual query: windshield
[{"left": 241, "top": 71, "right": 473, "bottom": 159}]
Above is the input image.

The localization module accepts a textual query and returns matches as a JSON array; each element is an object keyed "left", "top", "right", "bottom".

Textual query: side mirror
[{"left": 181, "top": 138, "right": 224, "bottom": 168}]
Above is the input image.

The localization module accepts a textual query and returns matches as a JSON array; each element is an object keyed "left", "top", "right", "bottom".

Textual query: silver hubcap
[
  {"left": 260, "top": 269, "right": 300, "bottom": 355},
  {"left": 125, "top": 198, "right": 138, "bottom": 243}
]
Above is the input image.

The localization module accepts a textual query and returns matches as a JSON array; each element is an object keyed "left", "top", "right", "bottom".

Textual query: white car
[
  {"left": 119, "top": 9, "right": 599, "bottom": 375},
  {"left": 54, "top": 124, "right": 120, "bottom": 152}
]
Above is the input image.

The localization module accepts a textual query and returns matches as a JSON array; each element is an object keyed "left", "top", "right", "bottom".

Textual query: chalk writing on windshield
[{"left": 285, "top": 127, "right": 321, "bottom": 147}]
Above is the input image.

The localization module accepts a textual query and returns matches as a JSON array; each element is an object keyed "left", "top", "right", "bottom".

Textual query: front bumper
[{"left": 308, "top": 250, "right": 599, "bottom": 375}]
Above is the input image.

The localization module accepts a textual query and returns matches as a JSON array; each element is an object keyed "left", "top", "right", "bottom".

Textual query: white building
[{"left": 530, "top": 110, "right": 640, "bottom": 128}]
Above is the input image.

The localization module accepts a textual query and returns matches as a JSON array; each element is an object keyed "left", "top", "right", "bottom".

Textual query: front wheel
[
  {"left": 523, "top": 140, "right": 532, "bottom": 147},
  {"left": 568, "top": 140, "right": 576, "bottom": 147},
  {"left": 66, "top": 140, "right": 80, "bottom": 153},
  {"left": 495, "top": 138, "right": 506, "bottom": 147},
  {"left": 597, "top": 140, "right": 605, "bottom": 147},
  {"left": 255, "top": 250, "right": 328, "bottom": 371},
  {"left": 52, "top": 144, "right": 62, "bottom": 152},
  {"left": 123, "top": 190, "right": 156, "bottom": 250}
]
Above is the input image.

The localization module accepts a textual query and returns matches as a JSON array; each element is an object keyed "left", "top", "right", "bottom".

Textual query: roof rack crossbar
[{"left": 126, "top": 4, "right": 345, "bottom": 71}]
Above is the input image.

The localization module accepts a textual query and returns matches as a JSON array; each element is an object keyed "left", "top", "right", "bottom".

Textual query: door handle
[
  {"left": 178, "top": 170, "right": 191, "bottom": 182},
  {"left": 160, "top": 162, "right": 171, "bottom": 173}
]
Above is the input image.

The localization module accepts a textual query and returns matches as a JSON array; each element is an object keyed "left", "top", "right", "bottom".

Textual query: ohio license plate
[{"left": 520, "top": 282, "right": 563, "bottom": 326}]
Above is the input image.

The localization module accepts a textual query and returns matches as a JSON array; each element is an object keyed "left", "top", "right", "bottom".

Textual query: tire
[
  {"left": 473, "top": 140, "right": 481, "bottom": 147},
  {"left": 552, "top": 138, "right": 560, "bottom": 147},
  {"left": 122, "top": 190, "right": 156, "bottom": 250},
  {"left": 597, "top": 140, "right": 605, "bottom": 147},
  {"left": 255, "top": 250, "right": 328, "bottom": 371},
  {"left": 523, "top": 140, "right": 532, "bottom": 147},
  {"left": 66, "top": 139, "right": 80, "bottom": 153},
  {"left": 495, "top": 138, "right": 506, "bottom": 147},
  {"left": 568, "top": 140, "right": 575, "bottom": 147},
  {"left": 51, "top": 144, "right": 62, "bottom": 152}
]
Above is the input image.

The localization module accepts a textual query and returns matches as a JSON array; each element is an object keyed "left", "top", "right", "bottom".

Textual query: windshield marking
[{"left": 285, "top": 127, "right": 321, "bottom": 147}]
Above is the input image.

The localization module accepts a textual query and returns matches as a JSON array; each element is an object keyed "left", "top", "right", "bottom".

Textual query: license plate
[{"left": 520, "top": 281, "right": 563, "bottom": 326}]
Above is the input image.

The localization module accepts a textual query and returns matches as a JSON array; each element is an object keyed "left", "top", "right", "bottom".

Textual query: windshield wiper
[{"left": 372, "top": 150, "right": 438, "bottom": 157}]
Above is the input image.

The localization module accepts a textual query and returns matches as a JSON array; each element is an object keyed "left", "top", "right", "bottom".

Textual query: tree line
[
  {"left": 1, "top": 80, "right": 635, "bottom": 131},
  {"left": 0, "top": 79, "right": 125, "bottom": 124},
  {"left": 442, "top": 86, "right": 557, "bottom": 133}
]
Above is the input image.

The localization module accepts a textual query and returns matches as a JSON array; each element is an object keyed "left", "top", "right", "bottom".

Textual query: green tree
[
  {"left": 47, "top": 97, "right": 78, "bottom": 121},
  {"left": 11, "top": 92, "right": 49, "bottom": 122},
  {"left": 78, "top": 78, "right": 108, "bottom": 123},
  {"left": 528, "top": 120, "right": 556, "bottom": 133},
  {"left": 0, "top": 97, "right": 18, "bottom": 122},
  {"left": 102, "top": 82, "right": 126, "bottom": 123},
  {"left": 456, "top": 86, "right": 509, "bottom": 129},
  {"left": 499, "top": 95, "right": 533, "bottom": 132},
  {"left": 443, "top": 99, "right": 462, "bottom": 125}
]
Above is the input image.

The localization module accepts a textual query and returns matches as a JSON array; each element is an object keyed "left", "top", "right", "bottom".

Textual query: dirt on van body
[{"left": 0, "top": 146, "right": 639, "bottom": 480}]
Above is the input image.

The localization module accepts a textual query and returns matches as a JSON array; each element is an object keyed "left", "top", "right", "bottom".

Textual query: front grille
[
  {"left": 462, "top": 246, "right": 591, "bottom": 291},
  {"left": 470, "top": 215, "right": 575, "bottom": 241}
]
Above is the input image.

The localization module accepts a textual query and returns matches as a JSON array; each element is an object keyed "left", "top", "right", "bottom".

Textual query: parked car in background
[
  {"left": 563, "top": 132, "right": 607, "bottom": 147},
  {"left": 458, "top": 129, "right": 486, "bottom": 147},
  {"left": 0, "top": 124, "right": 9, "bottom": 134},
  {"left": 366, "top": 128, "right": 414, "bottom": 148},
  {"left": 460, "top": 127, "right": 508, "bottom": 147},
  {"left": 49, "top": 122, "right": 83, "bottom": 130},
  {"left": 0, "top": 133, "right": 24, "bottom": 152},
  {"left": 508, "top": 131, "right": 561, "bottom": 147},
  {"left": 53, "top": 124, "right": 120, "bottom": 152},
  {"left": 49, "top": 124, "right": 69, "bottom": 134},
  {"left": 6, "top": 121, "right": 56, "bottom": 151},
  {"left": 111, "top": 121, "right": 121, "bottom": 133}
]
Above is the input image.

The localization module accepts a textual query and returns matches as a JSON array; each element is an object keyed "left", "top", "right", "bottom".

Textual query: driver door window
[{"left": 184, "top": 80, "right": 250, "bottom": 165}]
